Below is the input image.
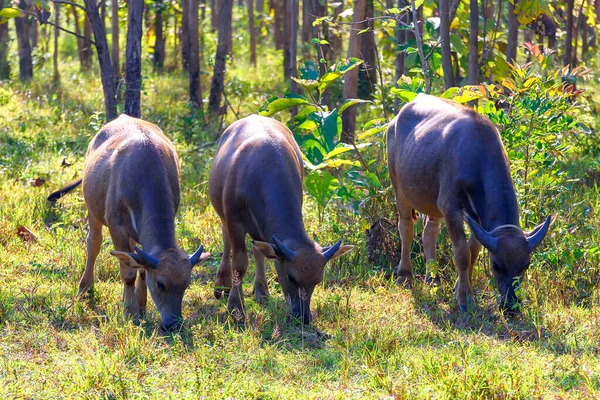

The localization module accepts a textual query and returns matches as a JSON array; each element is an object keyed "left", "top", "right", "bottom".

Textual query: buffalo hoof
[
  {"left": 214, "top": 287, "right": 230, "bottom": 300},
  {"left": 253, "top": 284, "right": 270, "bottom": 304},
  {"left": 395, "top": 273, "right": 413, "bottom": 287},
  {"left": 424, "top": 273, "right": 441, "bottom": 286}
]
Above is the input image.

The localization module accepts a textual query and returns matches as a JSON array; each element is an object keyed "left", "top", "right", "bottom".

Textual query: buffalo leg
[
  {"left": 227, "top": 221, "right": 248, "bottom": 318},
  {"left": 467, "top": 236, "right": 482, "bottom": 284},
  {"left": 78, "top": 213, "right": 103, "bottom": 295},
  {"left": 109, "top": 227, "right": 140, "bottom": 319},
  {"left": 136, "top": 269, "right": 147, "bottom": 315},
  {"left": 252, "top": 245, "right": 270, "bottom": 303},
  {"left": 214, "top": 224, "right": 232, "bottom": 299},
  {"left": 396, "top": 205, "right": 414, "bottom": 285},
  {"left": 423, "top": 216, "right": 441, "bottom": 283},
  {"left": 443, "top": 208, "right": 473, "bottom": 311}
]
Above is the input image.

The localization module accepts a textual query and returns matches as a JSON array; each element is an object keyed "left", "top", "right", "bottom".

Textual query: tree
[
  {"left": 394, "top": 0, "right": 406, "bottom": 114},
  {"left": 112, "top": 0, "right": 120, "bottom": 81},
  {"left": 83, "top": 0, "right": 118, "bottom": 121},
  {"left": 182, "top": 0, "right": 190, "bottom": 68},
  {"left": 14, "top": 0, "right": 33, "bottom": 81},
  {"left": 506, "top": 0, "right": 518, "bottom": 62},
  {"left": 440, "top": 0, "right": 453, "bottom": 89},
  {"left": 82, "top": 15, "right": 93, "bottom": 70},
  {"left": 154, "top": 0, "right": 166, "bottom": 72},
  {"left": 208, "top": 0, "right": 232, "bottom": 115},
  {"left": 125, "top": 0, "right": 144, "bottom": 117},
  {"left": 341, "top": 0, "right": 366, "bottom": 144},
  {"left": 468, "top": 0, "right": 478, "bottom": 85},
  {"left": 247, "top": 0, "right": 256, "bottom": 66},
  {"left": 53, "top": 2, "right": 60, "bottom": 83},
  {"left": 289, "top": 0, "right": 298, "bottom": 96},
  {"left": 358, "top": 0, "right": 378, "bottom": 99},
  {"left": 564, "top": 0, "right": 574, "bottom": 66},
  {"left": 189, "top": 0, "right": 202, "bottom": 107},
  {"left": 0, "top": 1, "right": 10, "bottom": 80}
]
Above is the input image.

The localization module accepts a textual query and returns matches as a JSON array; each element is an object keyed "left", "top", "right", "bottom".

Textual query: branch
[
  {"left": 43, "top": 19, "right": 97, "bottom": 45},
  {"left": 48, "top": 0, "right": 87, "bottom": 12}
]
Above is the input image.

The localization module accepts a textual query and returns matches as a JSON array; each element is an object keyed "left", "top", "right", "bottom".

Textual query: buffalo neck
[
  {"left": 476, "top": 160, "right": 520, "bottom": 231},
  {"left": 137, "top": 189, "right": 178, "bottom": 252}
]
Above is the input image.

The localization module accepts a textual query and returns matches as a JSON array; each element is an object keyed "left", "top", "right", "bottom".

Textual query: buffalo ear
[
  {"left": 110, "top": 250, "right": 146, "bottom": 269},
  {"left": 325, "top": 245, "right": 354, "bottom": 262},
  {"left": 252, "top": 241, "right": 279, "bottom": 259}
]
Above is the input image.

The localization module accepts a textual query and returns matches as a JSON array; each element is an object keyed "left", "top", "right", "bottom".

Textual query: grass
[{"left": 1, "top": 40, "right": 600, "bottom": 398}]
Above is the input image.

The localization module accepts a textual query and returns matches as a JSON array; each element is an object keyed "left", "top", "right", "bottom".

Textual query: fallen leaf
[
  {"left": 30, "top": 178, "right": 46, "bottom": 187},
  {"left": 17, "top": 226, "right": 37, "bottom": 243},
  {"left": 61, "top": 158, "right": 72, "bottom": 167}
]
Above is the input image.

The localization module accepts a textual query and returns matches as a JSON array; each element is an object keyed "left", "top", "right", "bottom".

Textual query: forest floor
[{"left": 1, "top": 60, "right": 599, "bottom": 399}]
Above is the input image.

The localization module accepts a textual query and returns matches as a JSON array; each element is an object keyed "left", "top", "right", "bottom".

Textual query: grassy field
[{"left": 1, "top": 51, "right": 600, "bottom": 398}]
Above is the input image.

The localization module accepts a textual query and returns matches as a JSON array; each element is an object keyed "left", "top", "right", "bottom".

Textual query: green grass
[{"left": 1, "top": 48, "right": 600, "bottom": 398}]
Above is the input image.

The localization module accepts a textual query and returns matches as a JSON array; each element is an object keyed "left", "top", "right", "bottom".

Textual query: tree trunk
[
  {"left": 248, "top": 0, "right": 256, "bottom": 65},
  {"left": 15, "top": 1, "right": 33, "bottom": 82},
  {"left": 82, "top": 15, "right": 93, "bottom": 70},
  {"left": 290, "top": 0, "right": 298, "bottom": 92},
  {"left": 101, "top": 0, "right": 107, "bottom": 30},
  {"left": 394, "top": 0, "right": 406, "bottom": 114},
  {"left": 572, "top": 0, "right": 584, "bottom": 65},
  {"left": 72, "top": 6, "right": 85, "bottom": 69},
  {"left": 211, "top": 0, "right": 220, "bottom": 30},
  {"left": 468, "top": 0, "right": 478, "bottom": 85},
  {"left": 282, "top": 0, "right": 290, "bottom": 79},
  {"left": 84, "top": 0, "right": 118, "bottom": 121},
  {"left": 189, "top": 0, "right": 202, "bottom": 107},
  {"left": 341, "top": 0, "right": 366, "bottom": 144},
  {"left": 582, "top": 14, "right": 589, "bottom": 61},
  {"left": 0, "top": 1, "right": 11, "bottom": 80},
  {"left": 358, "top": 0, "right": 378, "bottom": 99},
  {"left": 181, "top": 0, "right": 190, "bottom": 68},
  {"left": 125, "top": 0, "right": 144, "bottom": 117},
  {"left": 440, "top": 0, "right": 453, "bottom": 89},
  {"left": 53, "top": 2, "right": 60, "bottom": 83},
  {"left": 564, "top": 0, "right": 574, "bottom": 66},
  {"left": 201, "top": 0, "right": 206, "bottom": 20},
  {"left": 330, "top": 2, "right": 343, "bottom": 60},
  {"left": 506, "top": 0, "right": 518, "bottom": 62},
  {"left": 302, "top": 0, "right": 311, "bottom": 45},
  {"left": 208, "top": 0, "right": 233, "bottom": 115},
  {"left": 31, "top": 18, "right": 38, "bottom": 49},
  {"left": 271, "top": 0, "right": 282, "bottom": 50},
  {"left": 154, "top": 0, "right": 165, "bottom": 72},
  {"left": 112, "top": 0, "right": 120, "bottom": 80}
]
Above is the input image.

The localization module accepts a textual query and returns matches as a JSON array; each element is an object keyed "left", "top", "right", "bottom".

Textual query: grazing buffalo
[
  {"left": 48, "top": 115, "right": 204, "bottom": 331},
  {"left": 209, "top": 115, "right": 353, "bottom": 324},
  {"left": 387, "top": 94, "right": 552, "bottom": 312}
]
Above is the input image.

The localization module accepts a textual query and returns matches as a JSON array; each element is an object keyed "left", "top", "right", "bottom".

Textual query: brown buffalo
[
  {"left": 209, "top": 115, "right": 353, "bottom": 324},
  {"left": 48, "top": 115, "right": 203, "bottom": 330},
  {"left": 387, "top": 94, "right": 552, "bottom": 312}
]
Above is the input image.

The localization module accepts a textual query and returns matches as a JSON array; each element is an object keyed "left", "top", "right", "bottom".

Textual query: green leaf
[
  {"left": 358, "top": 119, "right": 388, "bottom": 140},
  {"left": 440, "top": 87, "right": 461, "bottom": 99},
  {"left": 258, "top": 93, "right": 311, "bottom": 116},
  {"left": 305, "top": 171, "right": 339, "bottom": 208},
  {"left": 291, "top": 77, "right": 319, "bottom": 93},
  {"left": 0, "top": 8, "right": 22, "bottom": 18},
  {"left": 338, "top": 98, "right": 372, "bottom": 114},
  {"left": 317, "top": 58, "right": 364, "bottom": 94}
]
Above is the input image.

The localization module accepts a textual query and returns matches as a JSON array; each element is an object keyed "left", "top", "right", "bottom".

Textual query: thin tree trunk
[
  {"left": 54, "top": 2, "right": 60, "bottom": 83},
  {"left": 394, "top": 0, "right": 406, "bottom": 114},
  {"left": 0, "top": 1, "right": 11, "bottom": 80},
  {"left": 582, "top": 11, "right": 589, "bottom": 60},
  {"left": 341, "top": 0, "right": 366, "bottom": 144},
  {"left": 290, "top": 0, "right": 298, "bottom": 92},
  {"left": 211, "top": 0, "right": 220, "bottom": 30},
  {"left": 201, "top": 0, "right": 206, "bottom": 20},
  {"left": 572, "top": 0, "right": 584, "bottom": 65},
  {"left": 125, "top": 0, "right": 144, "bottom": 117},
  {"left": 302, "top": 0, "right": 311, "bottom": 45},
  {"left": 31, "top": 18, "right": 38, "bottom": 49},
  {"left": 359, "top": 0, "right": 377, "bottom": 99},
  {"left": 506, "top": 0, "right": 518, "bottom": 62},
  {"left": 248, "top": 0, "right": 256, "bottom": 65},
  {"left": 189, "top": 0, "right": 202, "bottom": 107},
  {"left": 182, "top": 0, "right": 190, "bottom": 68},
  {"left": 564, "top": 0, "right": 574, "bottom": 66},
  {"left": 72, "top": 5, "right": 85, "bottom": 69},
  {"left": 82, "top": 15, "right": 93, "bottom": 70},
  {"left": 208, "top": 0, "right": 233, "bottom": 115},
  {"left": 330, "top": 1, "right": 343, "bottom": 60},
  {"left": 112, "top": 0, "right": 120, "bottom": 80},
  {"left": 84, "top": 0, "right": 118, "bottom": 121},
  {"left": 101, "top": 0, "right": 107, "bottom": 30},
  {"left": 15, "top": 1, "right": 33, "bottom": 81},
  {"left": 282, "top": 0, "right": 290, "bottom": 79},
  {"left": 440, "top": 0, "right": 453, "bottom": 89},
  {"left": 468, "top": 0, "right": 478, "bottom": 85},
  {"left": 271, "top": 0, "right": 282, "bottom": 50},
  {"left": 154, "top": 0, "right": 165, "bottom": 72}
]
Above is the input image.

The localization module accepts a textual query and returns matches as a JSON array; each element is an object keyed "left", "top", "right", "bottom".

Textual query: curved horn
[
  {"left": 526, "top": 215, "right": 552, "bottom": 250},
  {"left": 133, "top": 246, "right": 160, "bottom": 269},
  {"left": 189, "top": 245, "right": 204, "bottom": 266},
  {"left": 272, "top": 236, "right": 296, "bottom": 260},
  {"left": 465, "top": 215, "right": 498, "bottom": 252},
  {"left": 322, "top": 239, "right": 342, "bottom": 261}
]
